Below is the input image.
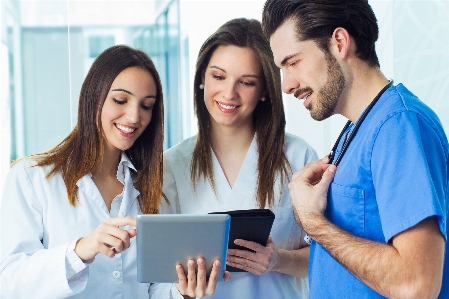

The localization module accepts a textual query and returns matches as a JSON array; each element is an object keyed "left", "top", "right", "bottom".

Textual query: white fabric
[
  {"left": 151, "top": 133, "right": 318, "bottom": 299},
  {"left": 0, "top": 152, "right": 150, "bottom": 299}
]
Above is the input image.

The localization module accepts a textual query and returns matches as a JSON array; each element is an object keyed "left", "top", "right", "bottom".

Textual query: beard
[{"left": 307, "top": 52, "right": 345, "bottom": 121}]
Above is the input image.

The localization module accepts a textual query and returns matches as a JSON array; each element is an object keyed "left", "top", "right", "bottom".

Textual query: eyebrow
[
  {"left": 111, "top": 88, "right": 156, "bottom": 99},
  {"left": 209, "top": 65, "right": 261, "bottom": 79},
  {"left": 280, "top": 53, "right": 300, "bottom": 67}
]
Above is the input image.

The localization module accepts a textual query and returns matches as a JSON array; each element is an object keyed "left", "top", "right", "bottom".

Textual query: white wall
[
  {"left": 1, "top": 0, "right": 448, "bottom": 194},
  {"left": 0, "top": 44, "right": 11, "bottom": 201}
]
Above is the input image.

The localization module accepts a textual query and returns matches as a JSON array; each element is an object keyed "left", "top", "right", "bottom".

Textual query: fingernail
[
  {"left": 328, "top": 165, "right": 336, "bottom": 173},
  {"left": 322, "top": 156, "right": 330, "bottom": 163}
]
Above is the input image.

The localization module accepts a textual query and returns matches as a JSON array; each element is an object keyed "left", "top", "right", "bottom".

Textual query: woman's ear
[
  {"left": 201, "top": 69, "right": 206, "bottom": 85},
  {"left": 260, "top": 90, "right": 268, "bottom": 102}
]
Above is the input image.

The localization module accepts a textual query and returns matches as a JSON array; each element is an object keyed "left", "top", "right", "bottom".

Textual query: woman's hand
[
  {"left": 74, "top": 216, "right": 137, "bottom": 263},
  {"left": 175, "top": 258, "right": 231, "bottom": 298},
  {"left": 226, "top": 236, "right": 279, "bottom": 275}
]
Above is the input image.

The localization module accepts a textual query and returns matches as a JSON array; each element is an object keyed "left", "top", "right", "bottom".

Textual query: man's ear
[{"left": 330, "top": 27, "right": 352, "bottom": 59}]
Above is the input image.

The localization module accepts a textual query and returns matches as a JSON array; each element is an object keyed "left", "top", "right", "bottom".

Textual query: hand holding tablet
[
  {"left": 209, "top": 209, "right": 275, "bottom": 272},
  {"left": 174, "top": 257, "right": 231, "bottom": 298}
]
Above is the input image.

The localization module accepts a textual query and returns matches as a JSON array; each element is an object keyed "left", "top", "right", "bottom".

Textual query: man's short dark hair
[{"left": 262, "top": 0, "right": 380, "bottom": 67}]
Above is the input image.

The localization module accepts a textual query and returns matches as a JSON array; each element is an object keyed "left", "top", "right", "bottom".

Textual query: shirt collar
[{"left": 117, "top": 151, "right": 136, "bottom": 184}]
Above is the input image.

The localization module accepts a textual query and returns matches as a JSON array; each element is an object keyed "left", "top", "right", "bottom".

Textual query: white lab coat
[
  {"left": 151, "top": 133, "right": 318, "bottom": 299},
  {"left": 0, "top": 153, "right": 149, "bottom": 299}
]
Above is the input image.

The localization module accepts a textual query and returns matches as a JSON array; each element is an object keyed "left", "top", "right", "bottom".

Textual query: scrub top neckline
[{"left": 211, "top": 133, "right": 257, "bottom": 191}]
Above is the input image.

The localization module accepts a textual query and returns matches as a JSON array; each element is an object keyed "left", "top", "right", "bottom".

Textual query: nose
[
  {"left": 125, "top": 102, "right": 140, "bottom": 123},
  {"left": 281, "top": 70, "right": 300, "bottom": 95},
  {"left": 222, "top": 80, "right": 237, "bottom": 101}
]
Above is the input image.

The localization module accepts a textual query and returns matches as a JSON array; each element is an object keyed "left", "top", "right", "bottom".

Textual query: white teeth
[
  {"left": 300, "top": 93, "right": 312, "bottom": 101},
  {"left": 116, "top": 124, "right": 136, "bottom": 134},
  {"left": 218, "top": 102, "right": 237, "bottom": 109}
]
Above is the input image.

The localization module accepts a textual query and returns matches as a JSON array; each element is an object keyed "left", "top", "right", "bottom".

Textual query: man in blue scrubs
[{"left": 263, "top": 0, "right": 448, "bottom": 298}]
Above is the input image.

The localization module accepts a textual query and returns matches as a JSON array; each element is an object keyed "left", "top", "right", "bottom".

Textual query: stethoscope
[{"left": 328, "top": 79, "right": 394, "bottom": 166}]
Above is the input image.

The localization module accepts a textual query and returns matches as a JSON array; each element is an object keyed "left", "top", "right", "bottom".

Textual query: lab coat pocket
[{"left": 327, "top": 183, "right": 365, "bottom": 237}]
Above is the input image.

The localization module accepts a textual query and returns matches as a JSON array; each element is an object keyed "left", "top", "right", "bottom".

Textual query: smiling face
[
  {"left": 270, "top": 19, "right": 345, "bottom": 121},
  {"left": 202, "top": 45, "right": 266, "bottom": 130},
  {"left": 100, "top": 66, "right": 157, "bottom": 156}
]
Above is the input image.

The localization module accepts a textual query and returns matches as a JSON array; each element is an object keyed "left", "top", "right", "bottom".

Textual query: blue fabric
[{"left": 309, "top": 84, "right": 449, "bottom": 298}]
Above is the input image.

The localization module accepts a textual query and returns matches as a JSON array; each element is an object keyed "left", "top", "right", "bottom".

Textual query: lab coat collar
[
  {"left": 120, "top": 153, "right": 140, "bottom": 217},
  {"left": 76, "top": 151, "right": 140, "bottom": 216}
]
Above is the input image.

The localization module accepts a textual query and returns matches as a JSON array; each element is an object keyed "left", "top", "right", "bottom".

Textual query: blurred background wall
[{"left": 1, "top": 0, "right": 448, "bottom": 197}]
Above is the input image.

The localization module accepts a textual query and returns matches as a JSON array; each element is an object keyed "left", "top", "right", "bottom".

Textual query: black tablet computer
[{"left": 209, "top": 209, "right": 275, "bottom": 272}]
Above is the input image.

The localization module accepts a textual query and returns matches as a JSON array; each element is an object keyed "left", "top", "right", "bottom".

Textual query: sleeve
[
  {"left": 285, "top": 134, "right": 319, "bottom": 173},
  {"left": 0, "top": 162, "right": 88, "bottom": 298},
  {"left": 148, "top": 283, "right": 185, "bottom": 299},
  {"left": 306, "top": 146, "right": 319, "bottom": 164},
  {"left": 371, "top": 111, "right": 447, "bottom": 242},
  {"left": 160, "top": 157, "right": 181, "bottom": 214},
  {"left": 65, "top": 240, "right": 90, "bottom": 291}
]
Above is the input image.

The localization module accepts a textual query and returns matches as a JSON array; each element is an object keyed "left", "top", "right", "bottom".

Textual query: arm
[
  {"left": 0, "top": 162, "right": 85, "bottom": 298},
  {"left": 0, "top": 162, "right": 138, "bottom": 298},
  {"left": 289, "top": 159, "right": 444, "bottom": 299},
  {"left": 271, "top": 244, "right": 309, "bottom": 278},
  {"left": 226, "top": 237, "right": 309, "bottom": 278}
]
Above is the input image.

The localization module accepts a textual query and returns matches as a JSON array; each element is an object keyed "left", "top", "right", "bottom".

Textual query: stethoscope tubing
[{"left": 329, "top": 80, "right": 394, "bottom": 166}]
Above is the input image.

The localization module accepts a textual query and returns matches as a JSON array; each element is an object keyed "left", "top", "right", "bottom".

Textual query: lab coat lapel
[
  {"left": 118, "top": 168, "right": 139, "bottom": 217},
  {"left": 76, "top": 175, "right": 110, "bottom": 216}
]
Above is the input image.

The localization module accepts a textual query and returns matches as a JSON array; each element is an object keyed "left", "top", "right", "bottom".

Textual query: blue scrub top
[{"left": 309, "top": 84, "right": 449, "bottom": 298}]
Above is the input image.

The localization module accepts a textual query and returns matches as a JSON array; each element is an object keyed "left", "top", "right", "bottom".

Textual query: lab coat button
[{"left": 112, "top": 271, "right": 121, "bottom": 279}]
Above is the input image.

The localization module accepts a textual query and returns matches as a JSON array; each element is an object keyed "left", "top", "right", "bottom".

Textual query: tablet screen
[{"left": 136, "top": 214, "right": 230, "bottom": 283}]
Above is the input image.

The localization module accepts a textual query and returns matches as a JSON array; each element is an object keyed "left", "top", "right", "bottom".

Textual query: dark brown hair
[
  {"left": 262, "top": 0, "right": 380, "bottom": 67},
  {"left": 35, "top": 45, "right": 165, "bottom": 214},
  {"left": 191, "top": 18, "right": 291, "bottom": 208}
]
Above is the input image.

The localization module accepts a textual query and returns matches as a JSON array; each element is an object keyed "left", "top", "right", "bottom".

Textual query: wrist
[
  {"left": 300, "top": 212, "right": 327, "bottom": 239},
  {"left": 269, "top": 247, "right": 286, "bottom": 273},
  {"left": 301, "top": 212, "right": 328, "bottom": 240},
  {"left": 74, "top": 237, "right": 95, "bottom": 264}
]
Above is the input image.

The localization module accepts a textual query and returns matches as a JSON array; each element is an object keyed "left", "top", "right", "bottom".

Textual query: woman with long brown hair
[
  {"left": 0, "top": 45, "right": 164, "bottom": 298},
  {"left": 153, "top": 18, "right": 317, "bottom": 299}
]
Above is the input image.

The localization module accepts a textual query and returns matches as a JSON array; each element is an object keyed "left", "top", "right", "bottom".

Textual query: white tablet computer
[{"left": 136, "top": 214, "right": 231, "bottom": 283}]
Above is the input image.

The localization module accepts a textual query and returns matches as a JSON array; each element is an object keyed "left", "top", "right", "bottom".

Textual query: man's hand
[{"left": 288, "top": 157, "right": 336, "bottom": 231}]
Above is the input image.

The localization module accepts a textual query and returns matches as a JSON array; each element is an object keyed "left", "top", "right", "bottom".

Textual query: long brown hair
[
  {"left": 191, "top": 18, "right": 291, "bottom": 208},
  {"left": 35, "top": 45, "right": 164, "bottom": 214}
]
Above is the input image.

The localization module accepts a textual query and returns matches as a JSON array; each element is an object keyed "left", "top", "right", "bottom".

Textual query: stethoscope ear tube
[{"left": 329, "top": 80, "right": 394, "bottom": 166}]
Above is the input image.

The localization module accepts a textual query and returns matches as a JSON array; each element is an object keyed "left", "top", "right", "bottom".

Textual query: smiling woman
[
  {"left": 202, "top": 45, "right": 265, "bottom": 133},
  {"left": 0, "top": 45, "right": 165, "bottom": 298},
  {"left": 152, "top": 18, "right": 318, "bottom": 299},
  {"left": 101, "top": 66, "right": 157, "bottom": 158}
]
